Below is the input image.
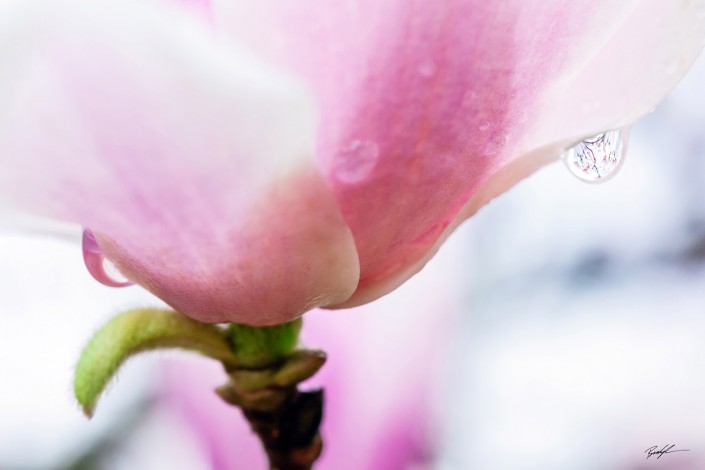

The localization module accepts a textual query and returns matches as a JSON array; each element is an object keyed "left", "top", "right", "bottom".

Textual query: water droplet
[
  {"left": 478, "top": 121, "right": 490, "bottom": 132},
  {"left": 562, "top": 128, "right": 629, "bottom": 183},
  {"left": 334, "top": 139, "right": 380, "bottom": 184},
  {"left": 82, "top": 228, "right": 133, "bottom": 287},
  {"left": 418, "top": 59, "right": 436, "bottom": 78}
]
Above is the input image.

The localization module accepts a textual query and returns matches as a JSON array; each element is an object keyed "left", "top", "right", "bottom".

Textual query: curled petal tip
[{"left": 81, "top": 228, "right": 133, "bottom": 288}]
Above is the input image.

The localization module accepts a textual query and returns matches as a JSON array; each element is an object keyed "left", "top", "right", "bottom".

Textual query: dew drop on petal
[
  {"left": 82, "top": 228, "right": 134, "bottom": 287},
  {"left": 333, "top": 139, "right": 380, "bottom": 184},
  {"left": 562, "top": 128, "right": 629, "bottom": 183}
]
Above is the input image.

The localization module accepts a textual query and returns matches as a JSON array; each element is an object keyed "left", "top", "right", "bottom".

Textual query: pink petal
[
  {"left": 211, "top": 0, "right": 705, "bottom": 307},
  {"left": 0, "top": 0, "right": 359, "bottom": 324},
  {"left": 160, "top": 253, "right": 460, "bottom": 469},
  {"left": 82, "top": 228, "right": 134, "bottom": 288}
]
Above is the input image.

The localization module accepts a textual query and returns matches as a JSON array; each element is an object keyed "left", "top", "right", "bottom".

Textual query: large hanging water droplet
[
  {"left": 82, "top": 228, "right": 134, "bottom": 288},
  {"left": 563, "top": 128, "right": 629, "bottom": 183}
]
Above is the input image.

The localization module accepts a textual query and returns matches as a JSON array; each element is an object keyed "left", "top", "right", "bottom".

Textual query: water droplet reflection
[
  {"left": 82, "top": 228, "right": 134, "bottom": 288},
  {"left": 563, "top": 128, "right": 629, "bottom": 183}
]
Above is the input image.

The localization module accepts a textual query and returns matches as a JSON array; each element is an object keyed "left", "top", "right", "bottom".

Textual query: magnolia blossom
[
  {"left": 0, "top": 0, "right": 704, "bottom": 325},
  {"left": 159, "top": 248, "right": 461, "bottom": 469}
]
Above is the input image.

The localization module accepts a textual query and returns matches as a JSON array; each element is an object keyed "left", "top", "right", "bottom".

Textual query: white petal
[{"left": 0, "top": 0, "right": 360, "bottom": 324}]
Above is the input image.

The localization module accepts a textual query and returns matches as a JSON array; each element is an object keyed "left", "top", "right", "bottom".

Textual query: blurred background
[{"left": 1, "top": 48, "right": 704, "bottom": 470}]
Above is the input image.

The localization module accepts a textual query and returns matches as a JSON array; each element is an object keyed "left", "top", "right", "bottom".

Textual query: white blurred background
[
  {"left": 438, "top": 50, "right": 705, "bottom": 469},
  {"left": 2, "top": 49, "right": 705, "bottom": 470}
]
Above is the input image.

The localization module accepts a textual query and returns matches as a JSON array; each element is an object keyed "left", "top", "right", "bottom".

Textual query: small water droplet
[
  {"left": 334, "top": 139, "right": 380, "bottom": 184},
  {"left": 478, "top": 121, "right": 490, "bottom": 132},
  {"left": 418, "top": 59, "right": 436, "bottom": 78},
  {"left": 82, "top": 228, "right": 134, "bottom": 287},
  {"left": 562, "top": 128, "right": 629, "bottom": 183}
]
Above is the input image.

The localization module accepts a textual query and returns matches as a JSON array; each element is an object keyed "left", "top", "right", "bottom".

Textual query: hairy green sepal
[
  {"left": 74, "top": 309, "right": 323, "bottom": 468},
  {"left": 226, "top": 318, "right": 302, "bottom": 368},
  {"left": 74, "top": 308, "right": 237, "bottom": 417}
]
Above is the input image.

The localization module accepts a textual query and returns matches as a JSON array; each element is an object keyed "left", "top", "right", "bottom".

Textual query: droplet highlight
[
  {"left": 563, "top": 128, "right": 628, "bottom": 183},
  {"left": 82, "top": 228, "right": 134, "bottom": 288},
  {"left": 334, "top": 139, "right": 380, "bottom": 184}
]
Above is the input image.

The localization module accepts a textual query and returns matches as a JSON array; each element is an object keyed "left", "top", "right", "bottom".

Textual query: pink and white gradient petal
[
  {"left": 0, "top": 0, "right": 360, "bottom": 325},
  {"left": 210, "top": 0, "right": 705, "bottom": 307}
]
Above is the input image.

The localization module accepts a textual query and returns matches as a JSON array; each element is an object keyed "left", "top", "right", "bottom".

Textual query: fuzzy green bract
[{"left": 74, "top": 308, "right": 238, "bottom": 417}]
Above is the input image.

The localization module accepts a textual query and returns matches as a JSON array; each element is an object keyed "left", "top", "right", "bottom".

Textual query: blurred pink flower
[
  {"left": 160, "top": 259, "right": 459, "bottom": 469},
  {"left": 0, "top": 0, "right": 703, "bottom": 324}
]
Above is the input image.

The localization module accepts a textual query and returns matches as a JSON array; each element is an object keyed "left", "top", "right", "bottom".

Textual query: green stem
[
  {"left": 226, "top": 319, "right": 302, "bottom": 368},
  {"left": 219, "top": 318, "right": 325, "bottom": 470}
]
